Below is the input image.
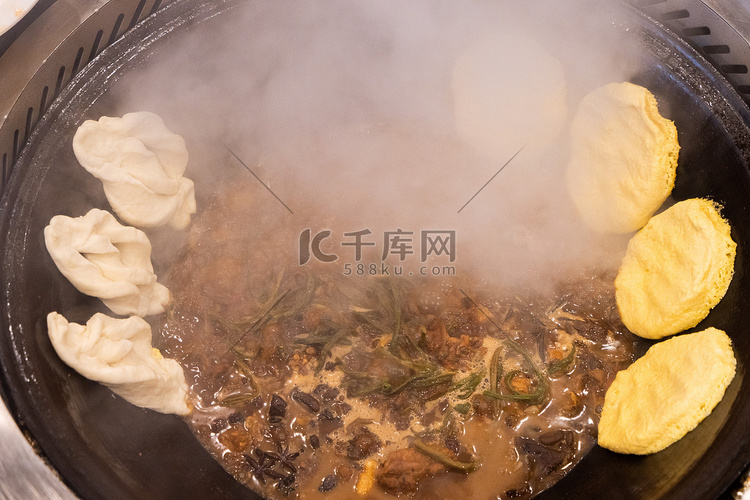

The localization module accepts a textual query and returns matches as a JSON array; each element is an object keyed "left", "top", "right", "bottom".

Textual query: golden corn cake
[
  {"left": 567, "top": 81, "right": 679, "bottom": 233},
  {"left": 615, "top": 198, "right": 736, "bottom": 339},
  {"left": 598, "top": 327, "right": 736, "bottom": 455}
]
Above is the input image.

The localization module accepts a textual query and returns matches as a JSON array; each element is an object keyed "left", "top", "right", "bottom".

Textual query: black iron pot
[{"left": 0, "top": 1, "right": 749, "bottom": 499}]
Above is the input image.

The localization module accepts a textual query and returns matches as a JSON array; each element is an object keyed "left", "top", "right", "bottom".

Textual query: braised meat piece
[
  {"left": 347, "top": 426, "right": 382, "bottom": 461},
  {"left": 376, "top": 448, "right": 446, "bottom": 495},
  {"left": 420, "top": 319, "right": 481, "bottom": 369}
]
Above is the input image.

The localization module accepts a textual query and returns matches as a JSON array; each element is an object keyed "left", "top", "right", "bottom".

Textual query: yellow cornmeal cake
[
  {"left": 615, "top": 198, "right": 736, "bottom": 339},
  {"left": 566, "top": 81, "right": 680, "bottom": 233},
  {"left": 598, "top": 327, "right": 736, "bottom": 455}
]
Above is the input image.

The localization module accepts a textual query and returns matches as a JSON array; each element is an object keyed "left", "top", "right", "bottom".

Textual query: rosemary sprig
[
  {"left": 461, "top": 290, "right": 551, "bottom": 405},
  {"left": 441, "top": 407, "right": 457, "bottom": 439},
  {"left": 387, "top": 281, "right": 403, "bottom": 355},
  {"left": 217, "top": 393, "right": 259, "bottom": 407},
  {"left": 352, "top": 310, "right": 394, "bottom": 338},
  {"left": 272, "top": 270, "right": 317, "bottom": 322},
  {"left": 341, "top": 347, "right": 452, "bottom": 399},
  {"left": 231, "top": 345, "right": 259, "bottom": 359},
  {"left": 372, "top": 346, "right": 437, "bottom": 374},
  {"left": 352, "top": 279, "right": 404, "bottom": 352},
  {"left": 413, "top": 440, "right": 478, "bottom": 472},
  {"left": 222, "top": 269, "right": 316, "bottom": 353},
  {"left": 450, "top": 369, "right": 485, "bottom": 400},
  {"left": 345, "top": 369, "right": 449, "bottom": 398},
  {"left": 227, "top": 288, "right": 292, "bottom": 350},
  {"left": 411, "top": 371, "right": 456, "bottom": 388},
  {"left": 258, "top": 269, "right": 285, "bottom": 311},
  {"left": 547, "top": 345, "right": 576, "bottom": 376},
  {"left": 483, "top": 351, "right": 548, "bottom": 405},
  {"left": 215, "top": 270, "right": 285, "bottom": 332},
  {"left": 483, "top": 385, "right": 547, "bottom": 404},
  {"left": 234, "top": 357, "right": 260, "bottom": 394},
  {"left": 315, "top": 326, "right": 356, "bottom": 374},
  {"left": 454, "top": 402, "right": 471, "bottom": 415},
  {"left": 489, "top": 346, "right": 503, "bottom": 417}
]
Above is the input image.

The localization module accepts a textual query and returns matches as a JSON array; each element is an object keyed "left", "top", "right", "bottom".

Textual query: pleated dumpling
[
  {"left": 44, "top": 208, "right": 171, "bottom": 317},
  {"left": 73, "top": 111, "right": 196, "bottom": 230},
  {"left": 47, "top": 312, "right": 190, "bottom": 415}
]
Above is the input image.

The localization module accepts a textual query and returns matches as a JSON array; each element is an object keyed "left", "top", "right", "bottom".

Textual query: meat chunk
[
  {"left": 347, "top": 426, "right": 382, "bottom": 461},
  {"left": 421, "top": 320, "right": 481, "bottom": 369},
  {"left": 376, "top": 447, "right": 446, "bottom": 495},
  {"left": 217, "top": 426, "right": 252, "bottom": 453}
]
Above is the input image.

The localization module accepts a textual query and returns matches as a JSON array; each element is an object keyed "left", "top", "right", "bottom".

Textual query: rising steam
[{"left": 108, "top": 0, "right": 649, "bottom": 290}]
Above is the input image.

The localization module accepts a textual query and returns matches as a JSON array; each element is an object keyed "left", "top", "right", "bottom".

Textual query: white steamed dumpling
[
  {"left": 72, "top": 111, "right": 196, "bottom": 230},
  {"left": 44, "top": 208, "right": 171, "bottom": 317},
  {"left": 47, "top": 312, "right": 190, "bottom": 415}
]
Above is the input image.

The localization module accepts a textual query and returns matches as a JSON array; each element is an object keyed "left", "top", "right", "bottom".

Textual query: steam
[{"left": 110, "top": 0, "right": 649, "bottom": 290}]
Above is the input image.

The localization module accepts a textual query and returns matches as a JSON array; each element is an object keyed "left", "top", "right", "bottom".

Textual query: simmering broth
[{"left": 158, "top": 183, "right": 638, "bottom": 499}]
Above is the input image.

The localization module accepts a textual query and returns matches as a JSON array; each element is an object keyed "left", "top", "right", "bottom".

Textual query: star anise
[
  {"left": 264, "top": 441, "right": 301, "bottom": 474},
  {"left": 244, "top": 448, "right": 284, "bottom": 485}
]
